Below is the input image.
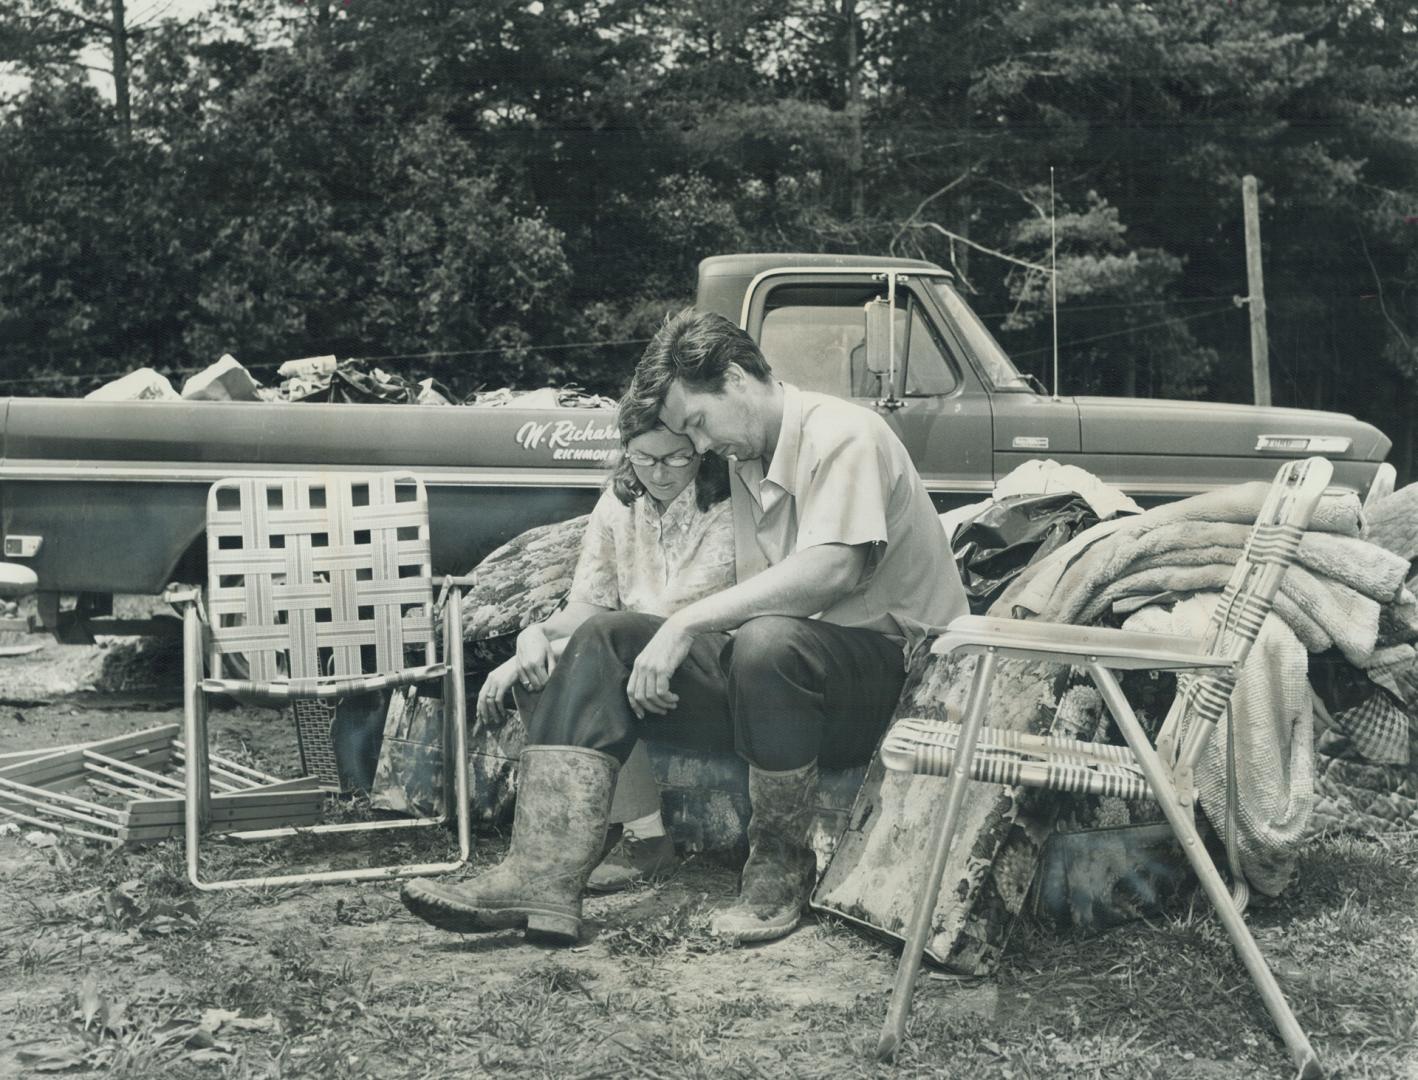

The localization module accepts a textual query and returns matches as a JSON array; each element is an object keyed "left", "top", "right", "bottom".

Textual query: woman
[{"left": 476, "top": 391, "right": 734, "bottom": 891}]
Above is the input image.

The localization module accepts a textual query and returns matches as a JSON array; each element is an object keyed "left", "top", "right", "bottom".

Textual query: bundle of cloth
[
  {"left": 1305, "top": 482, "right": 1418, "bottom": 836},
  {"left": 994, "top": 479, "right": 1413, "bottom": 894}
]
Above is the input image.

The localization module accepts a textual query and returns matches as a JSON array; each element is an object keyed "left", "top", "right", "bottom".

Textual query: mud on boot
[
  {"left": 401, "top": 744, "right": 617, "bottom": 944},
  {"left": 711, "top": 760, "right": 819, "bottom": 944}
]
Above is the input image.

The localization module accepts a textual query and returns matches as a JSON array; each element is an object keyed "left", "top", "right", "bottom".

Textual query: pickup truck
[{"left": 0, "top": 252, "right": 1392, "bottom": 640}]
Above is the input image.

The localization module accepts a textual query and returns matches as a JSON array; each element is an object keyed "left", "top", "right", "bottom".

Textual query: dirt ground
[{"left": 1, "top": 629, "right": 1416, "bottom": 1079}]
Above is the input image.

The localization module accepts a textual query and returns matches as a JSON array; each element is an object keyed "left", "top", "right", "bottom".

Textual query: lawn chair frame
[
  {"left": 183, "top": 471, "right": 471, "bottom": 890},
  {"left": 875, "top": 457, "right": 1332, "bottom": 1080}
]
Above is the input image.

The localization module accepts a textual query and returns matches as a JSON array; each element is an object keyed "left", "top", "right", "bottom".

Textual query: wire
[
  {"left": 349, "top": 336, "right": 652, "bottom": 364},
  {"left": 1008, "top": 304, "right": 1237, "bottom": 359},
  {"left": 0, "top": 369, "right": 174, "bottom": 388},
  {"left": 976, "top": 295, "right": 1235, "bottom": 319}
]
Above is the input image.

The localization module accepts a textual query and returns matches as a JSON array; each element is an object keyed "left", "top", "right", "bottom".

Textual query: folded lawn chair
[
  {"left": 875, "top": 457, "right": 1331, "bottom": 1079},
  {"left": 183, "top": 472, "right": 471, "bottom": 890}
]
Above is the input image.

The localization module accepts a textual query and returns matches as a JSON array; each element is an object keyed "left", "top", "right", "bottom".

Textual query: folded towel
[
  {"left": 1279, "top": 563, "right": 1381, "bottom": 666},
  {"left": 1297, "top": 532, "right": 1409, "bottom": 602},
  {"left": 1002, "top": 484, "right": 1363, "bottom": 620},
  {"left": 1081, "top": 560, "right": 1379, "bottom": 664},
  {"left": 1087, "top": 565, "right": 1329, "bottom": 654},
  {"left": 1363, "top": 483, "right": 1418, "bottom": 560}
]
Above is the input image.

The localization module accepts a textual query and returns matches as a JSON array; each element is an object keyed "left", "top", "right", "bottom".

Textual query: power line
[
  {"left": 1008, "top": 304, "right": 1237, "bottom": 359},
  {"left": 349, "top": 336, "right": 652, "bottom": 364},
  {"left": 978, "top": 295, "right": 1234, "bottom": 320}
]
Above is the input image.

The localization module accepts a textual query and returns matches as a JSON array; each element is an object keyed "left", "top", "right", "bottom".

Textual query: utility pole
[
  {"left": 1242, "top": 175, "right": 1271, "bottom": 406},
  {"left": 110, "top": 0, "right": 130, "bottom": 136}
]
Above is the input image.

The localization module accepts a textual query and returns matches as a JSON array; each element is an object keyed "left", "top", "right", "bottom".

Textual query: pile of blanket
[
  {"left": 993, "top": 478, "right": 1417, "bottom": 893},
  {"left": 1306, "top": 482, "right": 1418, "bottom": 836}
]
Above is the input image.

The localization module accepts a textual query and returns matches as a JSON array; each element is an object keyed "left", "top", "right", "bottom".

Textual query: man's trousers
[{"left": 525, "top": 612, "right": 907, "bottom": 771}]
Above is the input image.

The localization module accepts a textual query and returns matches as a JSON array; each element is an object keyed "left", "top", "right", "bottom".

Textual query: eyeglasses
[{"left": 625, "top": 449, "right": 697, "bottom": 468}]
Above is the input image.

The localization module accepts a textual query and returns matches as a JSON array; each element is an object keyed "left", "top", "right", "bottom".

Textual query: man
[{"left": 402, "top": 308, "right": 968, "bottom": 944}]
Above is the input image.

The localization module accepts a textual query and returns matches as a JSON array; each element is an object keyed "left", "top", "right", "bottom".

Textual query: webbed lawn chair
[
  {"left": 876, "top": 457, "right": 1331, "bottom": 1079},
  {"left": 183, "top": 472, "right": 470, "bottom": 890}
]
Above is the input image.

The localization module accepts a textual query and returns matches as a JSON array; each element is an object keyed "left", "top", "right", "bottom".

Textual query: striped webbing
[
  {"left": 882, "top": 718, "right": 1152, "bottom": 802},
  {"left": 205, "top": 473, "right": 436, "bottom": 685},
  {"left": 1183, "top": 463, "right": 1317, "bottom": 733},
  {"left": 881, "top": 460, "right": 1329, "bottom": 806}
]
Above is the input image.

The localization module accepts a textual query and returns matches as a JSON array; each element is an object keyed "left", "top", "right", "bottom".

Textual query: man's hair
[
  {"left": 630, "top": 307, "right": 774, "bottom": 413},
  {"left": 609, "top": 385, "right": 729, "bottom": 511}
]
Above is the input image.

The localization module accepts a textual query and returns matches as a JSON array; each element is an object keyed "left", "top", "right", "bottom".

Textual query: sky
[{"left": 2, "top": 0, "right": 219, "bottom": 100}]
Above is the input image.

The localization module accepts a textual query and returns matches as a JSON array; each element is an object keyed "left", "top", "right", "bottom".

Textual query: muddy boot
[
  {"left": 401, "top": 745, "right": 616, "bottom": 944},
  {"left": 711, "top": 761, "right": 819, "bottom": 944}
]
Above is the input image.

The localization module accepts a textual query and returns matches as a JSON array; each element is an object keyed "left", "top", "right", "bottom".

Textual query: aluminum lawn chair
[
  {"left": 875, "top": 457, "right": 1332, "bottom": 1079},
  {"left": 184, "top": 471, "right": 471, "bottom": 890}
]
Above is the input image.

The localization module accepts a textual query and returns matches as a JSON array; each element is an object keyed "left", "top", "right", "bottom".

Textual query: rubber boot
[
  {"left": 711, "top": 760, "right": 819, "bottom": 943},
  {"left": 401, "top": 744, "right": 616, "bottom": 944}
]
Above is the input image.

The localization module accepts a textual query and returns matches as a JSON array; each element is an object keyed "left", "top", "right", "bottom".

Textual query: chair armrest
[
  {"left": 201, "top": 662, "right": 447, "bottom": 702},
  {"left": 932, "top": 614, "right": 1231, "bottom": 672}
]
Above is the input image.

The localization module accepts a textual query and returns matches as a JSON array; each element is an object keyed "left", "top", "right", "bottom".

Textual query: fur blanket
[{"left": 1002, "top": 486, "right": 1400, "bottom": 666}]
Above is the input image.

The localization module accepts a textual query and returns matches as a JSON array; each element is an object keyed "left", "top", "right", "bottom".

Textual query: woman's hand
[
  {"left": 514, "top": 624, "right": 555, "bottom": 691},
  {"left": 476, "top": 660, "right": 520, "bottom": 728}
]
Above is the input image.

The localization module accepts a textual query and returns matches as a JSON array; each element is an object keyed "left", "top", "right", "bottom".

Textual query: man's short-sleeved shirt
[
  {"left": 729, "top": 383, "right": 967, "bottom": 657},
  {"left": 568, "top": 485, "right": 735, "bottom": 617}
]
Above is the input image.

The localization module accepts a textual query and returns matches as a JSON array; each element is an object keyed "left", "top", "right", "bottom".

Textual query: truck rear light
[
  {"left": 3, "top": 534, "right": 41, "bottom": 558},
  {"left": 1255, "top": 435, "right": 1351, "bottom": 455}
]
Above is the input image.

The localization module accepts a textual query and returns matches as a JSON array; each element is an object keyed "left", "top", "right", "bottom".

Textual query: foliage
[{"left": 0, "top": 0, "right": 1414, "bottom": 466}]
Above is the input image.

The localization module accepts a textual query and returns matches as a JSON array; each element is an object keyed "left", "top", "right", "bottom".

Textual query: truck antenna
[{"left": 1050, "top": 166, "right": 1061, "bottom": 402}]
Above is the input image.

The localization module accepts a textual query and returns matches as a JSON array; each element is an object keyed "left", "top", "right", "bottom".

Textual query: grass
[{"left": 2, "top": 749, "right": 1415, "bottom": 1079}]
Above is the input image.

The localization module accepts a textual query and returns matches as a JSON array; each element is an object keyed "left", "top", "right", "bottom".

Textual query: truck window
[
  {"left": 759, "top": 303, "right": 861, "bottom": 397},
  {"left": 926, "top": 279, "right": 1030, "bottom": 391},
  {"left": 899, "top": 300, "right": 957, "bottom": 396},
  {"left": 759, "top": 289, "right": 959, "bottom": 399}
]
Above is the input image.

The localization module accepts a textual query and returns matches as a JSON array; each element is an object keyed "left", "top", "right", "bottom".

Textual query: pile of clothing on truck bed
[{"left": 84, "top": 354, "right": 617, "bottom": 409}]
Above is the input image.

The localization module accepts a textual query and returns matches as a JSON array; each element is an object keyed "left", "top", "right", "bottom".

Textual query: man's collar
[{"left": 762, "top": 382, "right": 803, "bottom": 494}]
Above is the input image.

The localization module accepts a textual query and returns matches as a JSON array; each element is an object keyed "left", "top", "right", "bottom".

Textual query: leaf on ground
[
  {"left": 76, "top": 973, "right": 102, "bottom": 1029},
  {"left": 136, "top": 902, "right": 199, "bottom": 937},
  {"left": 89, "top": 928, "right": 142, "bottom": 949},
  {"left": 16, "top": 1043, "right": 88, "bottom": 1072},
  {"left": 200, "top": 1008, "right": 240, "bottom": 1032},
  {"left": 100, "top": 996, "right": 128, "bottom": 1037},
  {"left": 150, "top": 1019, "right": 202, "bottom": 1048},
  {"left": 102, "top": 882, "right": 143, "bottom": 927},
  {"left": 224, "top": 1014, "right": 281, "bottom": 1034},
  {"left": 185, "top": 1046, "right": 236, "bottom": 1064}
]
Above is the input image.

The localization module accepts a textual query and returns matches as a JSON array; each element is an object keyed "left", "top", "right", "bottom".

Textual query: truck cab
[{"left": 697, "top": 253, "right": 1390, "bottom": 509}]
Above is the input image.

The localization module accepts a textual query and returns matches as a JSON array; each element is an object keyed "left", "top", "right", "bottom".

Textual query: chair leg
[
  {"left": 443, "top": 588, "right": 472, "bottom": 864},
  {"left": 183, "top": 603, "right": 212, "bottom": 890},
  {"left": 184, "top": 601, "right": 473, "bottom": 891},
  {"left": 1090, "top": 665, "right": 1322, "bottom": 1080},
  {"left": 877, "top": 651, "right": 998, "bottom": 1061}
]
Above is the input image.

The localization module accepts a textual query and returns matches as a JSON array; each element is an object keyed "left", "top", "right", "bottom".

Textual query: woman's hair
[{"left": 610, "top": 388, "right": 730, "bottom": 511}]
